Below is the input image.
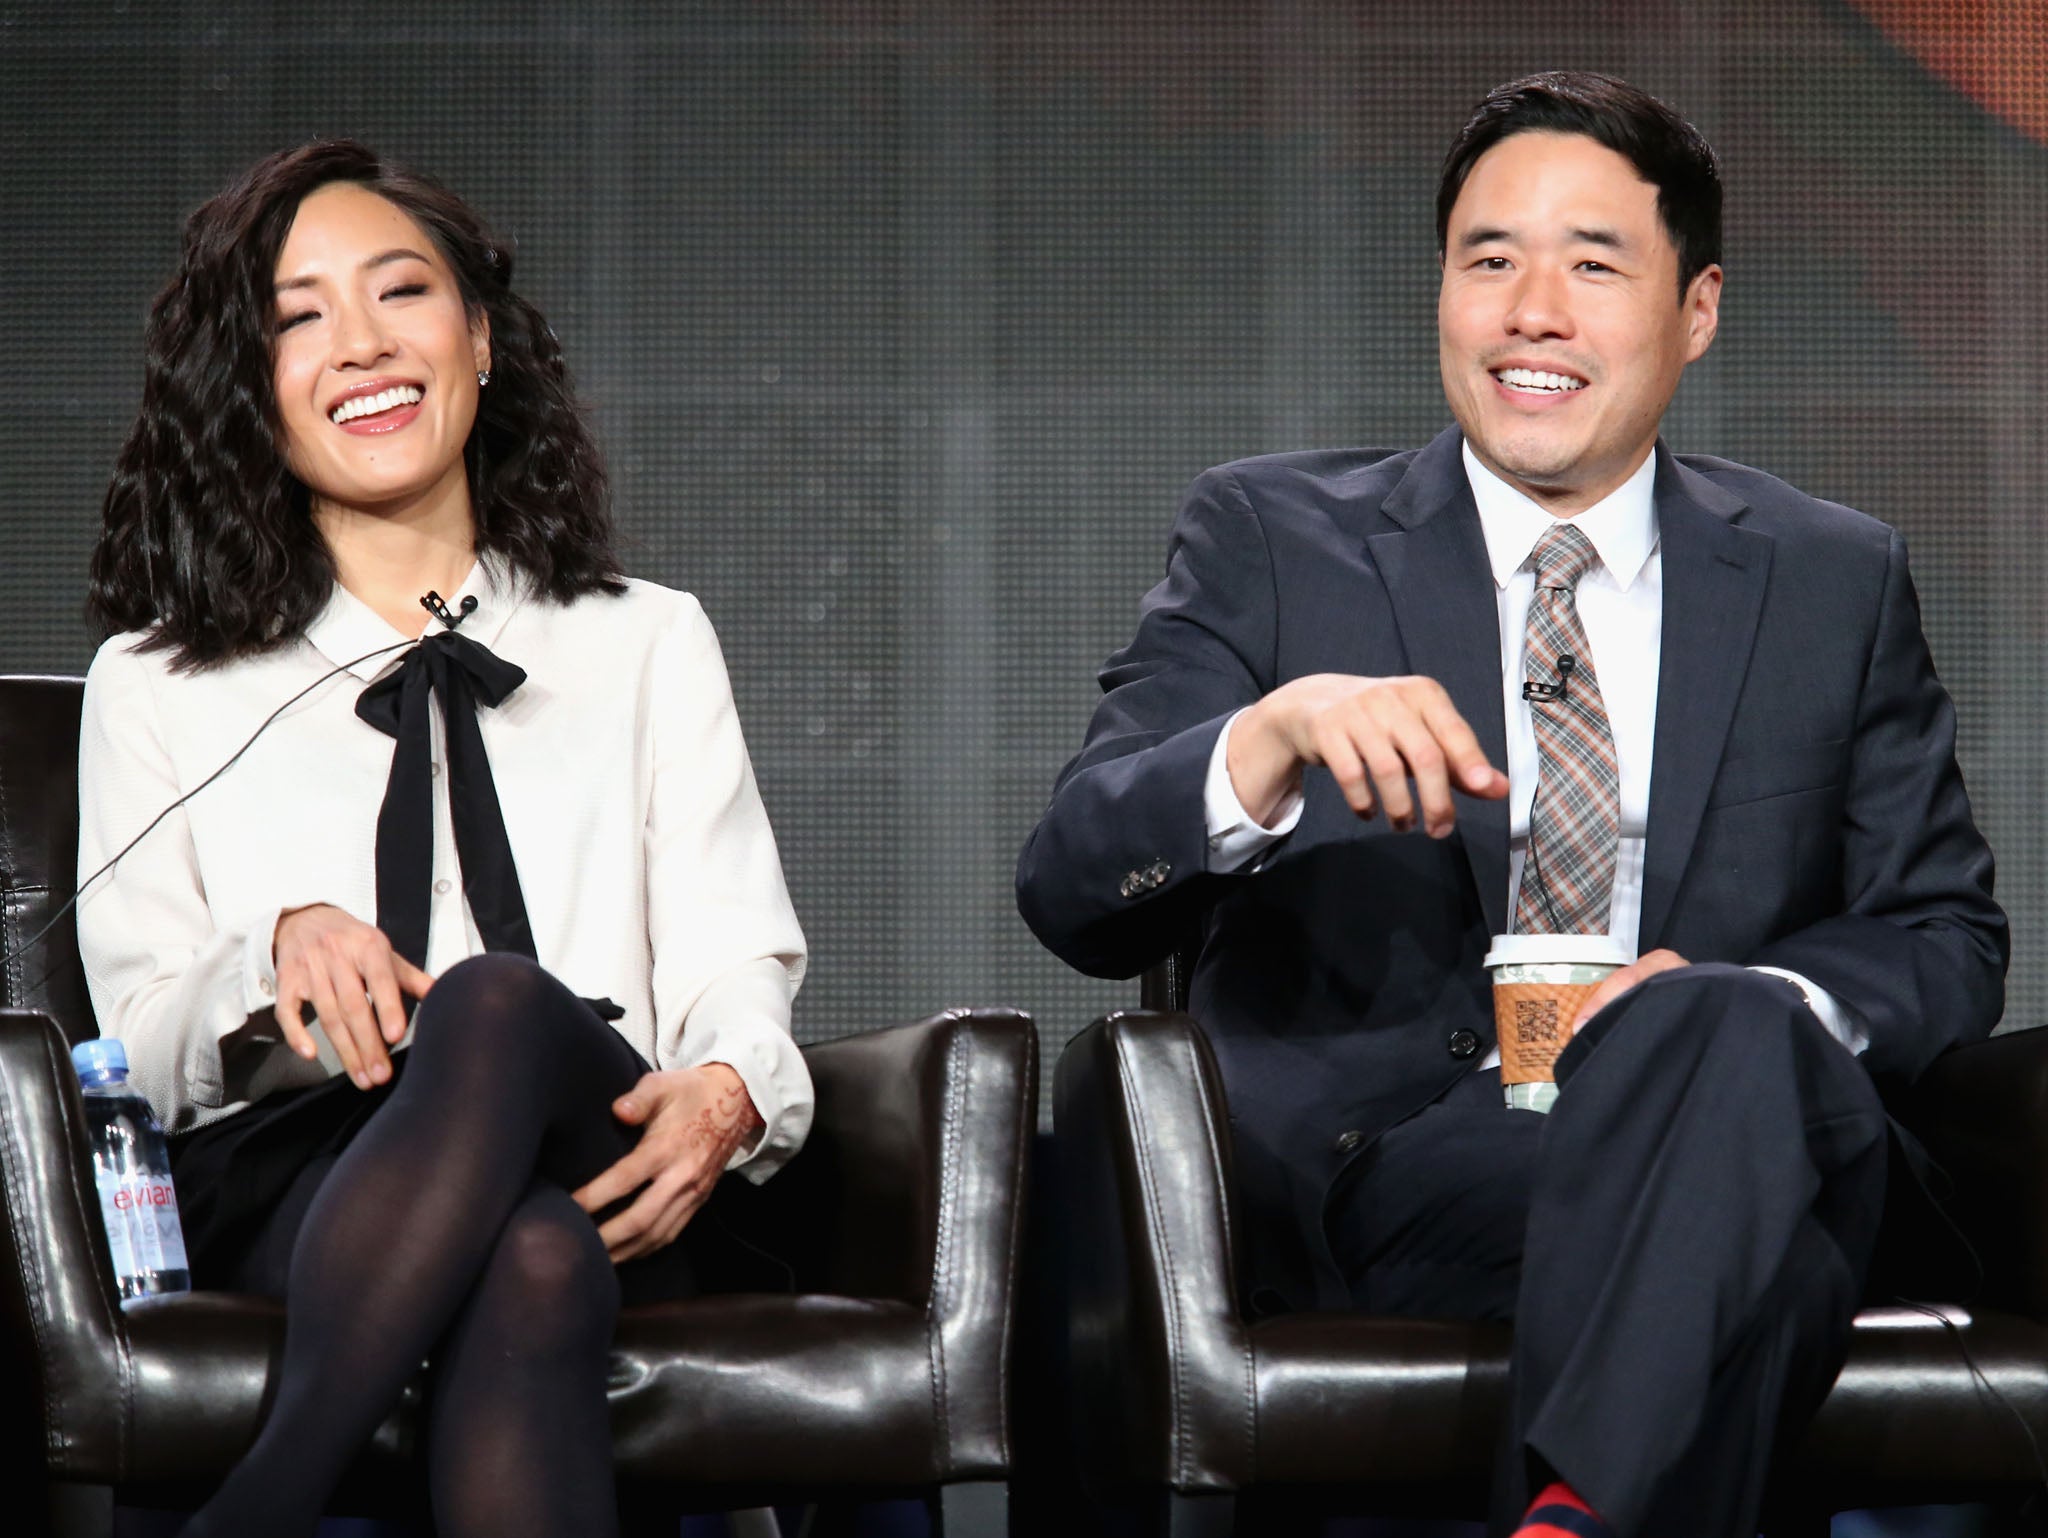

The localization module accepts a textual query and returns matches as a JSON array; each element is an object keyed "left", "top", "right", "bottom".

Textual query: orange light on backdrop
[{"left": 1852, "top": 0, "right": 2048, "bottom": 144}]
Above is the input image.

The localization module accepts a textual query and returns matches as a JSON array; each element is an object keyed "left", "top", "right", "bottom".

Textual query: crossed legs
[
  {"left": 180, "top": 953, "right": 676, "bottom": 1538},
  {"left": 1327, "top": 965, "right": 1889, "bottom": 1538}
]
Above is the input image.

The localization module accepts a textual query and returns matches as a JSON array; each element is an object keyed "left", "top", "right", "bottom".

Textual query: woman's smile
[{"left": 326, "top": 377, "right": 426, "bottom": 433}]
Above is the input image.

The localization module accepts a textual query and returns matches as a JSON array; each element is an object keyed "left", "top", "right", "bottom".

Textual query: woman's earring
[{"left": 477, "top": 369, "right": 491, "bottom": 387}]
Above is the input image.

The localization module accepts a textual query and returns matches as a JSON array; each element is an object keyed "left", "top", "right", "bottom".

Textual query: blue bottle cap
[{"left": 71, "top": 1038, "right": 129, "bottom": 1084}]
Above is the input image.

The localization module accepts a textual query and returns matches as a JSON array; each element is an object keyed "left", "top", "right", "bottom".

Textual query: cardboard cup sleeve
[{"left": 1492, "top": 980, "right": 1603, "bottom": 1085}]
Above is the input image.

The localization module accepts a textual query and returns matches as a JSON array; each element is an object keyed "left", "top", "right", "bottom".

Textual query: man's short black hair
[{"left": 1436, "top": 71, "right": 1722, "bottom": 300}]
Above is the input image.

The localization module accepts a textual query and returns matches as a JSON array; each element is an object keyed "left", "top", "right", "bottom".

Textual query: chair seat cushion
[
  {"left": 116, "top": 1290, "right": 939, "bottom": 1489},
  {"left": 1248, "top": 1304, "right": 2048, "bottom": 1490}
]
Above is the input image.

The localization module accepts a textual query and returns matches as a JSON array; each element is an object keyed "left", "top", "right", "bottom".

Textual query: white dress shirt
[
  {"left": 77, "top": 558, "right": 813, "bottom": 1175},
  {"left": 1202, "top": 442, "right": 1861, "bottom": 1053}
]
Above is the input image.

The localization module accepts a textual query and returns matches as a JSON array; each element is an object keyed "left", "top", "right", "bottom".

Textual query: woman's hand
[
  {"left": 572, "top": 1064, "right": 762, "bottom": 1262},
  {"left": 272, "top": 903, "right": 435, "bottom": 1090}
]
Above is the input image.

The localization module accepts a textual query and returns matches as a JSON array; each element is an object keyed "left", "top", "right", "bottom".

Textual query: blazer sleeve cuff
[{"left": 1748, "top": 965, "right": 1870, "bottom": 1056}]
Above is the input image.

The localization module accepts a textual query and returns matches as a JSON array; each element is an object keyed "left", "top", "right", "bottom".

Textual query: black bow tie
[{"left": 355, "top": 630, "right": 536, "bottom": 969}]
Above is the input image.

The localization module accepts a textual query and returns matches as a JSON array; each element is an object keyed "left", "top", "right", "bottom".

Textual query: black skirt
[
  {"left": 169, "top": 1060, "right": 407, "bottom": 1295},
  {"left": 167, "top": 1048, "right": 788, "bottom": 1305}
]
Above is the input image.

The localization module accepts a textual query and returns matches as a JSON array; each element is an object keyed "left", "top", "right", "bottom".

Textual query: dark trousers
[{"left": 1324, "top": 964, "right": 1891, "bottom": 1538}]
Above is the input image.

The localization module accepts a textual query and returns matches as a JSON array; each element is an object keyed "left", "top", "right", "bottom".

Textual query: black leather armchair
[
  {"left": 0, "top": 676, "right": 1037, "bottom": 1536},
  {"left": 1054, "top": 952, "right": 2048, "bottom": 1536}
]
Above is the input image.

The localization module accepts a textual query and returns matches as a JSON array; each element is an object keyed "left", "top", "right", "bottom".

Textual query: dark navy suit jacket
[{"left": 1017, "top": 427, "right": 2007, "bottom": 1311}]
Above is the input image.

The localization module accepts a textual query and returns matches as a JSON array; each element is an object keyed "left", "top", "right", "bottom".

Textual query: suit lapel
[
  {"left": 1638, "top": 450, "right": 1772, "bottom": 951},
  {"left": 1369, "top": 430, "right": 1512, "bottom": 937}
]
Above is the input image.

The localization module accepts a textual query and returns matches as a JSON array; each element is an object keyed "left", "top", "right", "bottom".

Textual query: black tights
[{"left": 181, "top": 954, "right": 684, "bottom": 1538}]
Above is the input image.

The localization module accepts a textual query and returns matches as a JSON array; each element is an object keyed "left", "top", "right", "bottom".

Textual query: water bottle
[{"left": 70, "top": 1038, "right": 191, "bottom": 1305}]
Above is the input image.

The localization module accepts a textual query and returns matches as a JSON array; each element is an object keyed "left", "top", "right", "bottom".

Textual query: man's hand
[
  {"left": 1571, "top": 948, "right": 1690, "bottom": 1033},
  {"left": 1230, "top": 673, "right": 1510, "bottom": 835},
  {"left": 273, "top": 903, "right": 435, "bottom": 1090},
  {"left": 572, "top": 1063, "right": 763, "bottom": 1263}
]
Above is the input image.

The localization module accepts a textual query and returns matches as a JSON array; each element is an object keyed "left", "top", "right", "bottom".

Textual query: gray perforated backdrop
[{"left": 4, "top": 1, "right": 2043, "bottom": 1119}]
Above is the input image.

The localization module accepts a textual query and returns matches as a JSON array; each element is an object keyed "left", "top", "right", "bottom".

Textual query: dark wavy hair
[
  {"left": 90, "top": 140, "right": 622, "bottom": 667},
  {"left": 1437, "top": 71, "right": 1723, "bottom": 301}
]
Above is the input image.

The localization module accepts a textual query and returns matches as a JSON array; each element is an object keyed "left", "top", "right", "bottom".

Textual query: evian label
[{"left": 95, "top": 1172, "right": 188, "bottom": 1276}]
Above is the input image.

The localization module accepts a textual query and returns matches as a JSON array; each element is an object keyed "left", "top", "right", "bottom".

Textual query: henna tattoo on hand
[{"left": 683, "top": 1073, "right": 761, "bottom": 1167}]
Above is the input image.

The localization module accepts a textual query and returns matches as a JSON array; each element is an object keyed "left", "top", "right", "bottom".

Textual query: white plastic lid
[{"left": 1483, "top": 933, "right": 1634, "bottom": 970}]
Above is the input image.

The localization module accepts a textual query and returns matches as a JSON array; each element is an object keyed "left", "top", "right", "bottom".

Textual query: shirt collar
[
  {"left": 1462, "top": 440, "right": 1659, "bottom": 593},
  {"left": 302, "top": 554, "right": 526, "bottom": 682}
]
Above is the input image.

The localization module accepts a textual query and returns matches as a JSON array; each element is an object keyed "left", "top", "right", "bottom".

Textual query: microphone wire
[{"left": 1, "top": 637, "right": 415, "bottom": 975}]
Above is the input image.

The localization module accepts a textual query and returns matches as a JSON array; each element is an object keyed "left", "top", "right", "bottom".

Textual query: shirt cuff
[
  {"left": 239, "top": 905, "right": 287, "bottom": 1018},
  {"left": 1204, "top": 709, "right": 1304, "bottom": 873},
  {"left": 1748, "top": 966, "right": 1869, "bottom": 1056},
  {"left": 701, "top": 1035, "right": 810, "bottom": 1182},
  {"left": 680, "top": 961, "right": 813, "bottom": 1182},
  {"left": 239, "top": 900, "right": 344, "bottom": 1024}
]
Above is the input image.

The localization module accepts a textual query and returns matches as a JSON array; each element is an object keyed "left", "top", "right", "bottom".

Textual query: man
[{"left": 1016, "top": 72, "right": 2006, "bottom": 1538}]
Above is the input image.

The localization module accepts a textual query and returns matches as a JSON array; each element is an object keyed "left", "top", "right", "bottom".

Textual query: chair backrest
[
  {"left": 1139, "top": 940, "right": 1197, "bottom": 1014},
  {"left": 0, "top": 676, "right": 93, "bottom": 1044}
]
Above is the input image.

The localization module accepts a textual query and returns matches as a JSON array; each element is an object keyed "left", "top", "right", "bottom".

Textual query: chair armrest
[
  {"left": 1891, "top": 1026, "right": 2048, "bottom": 1319},
  {"left": 1054, "top": 1010, "right": 1253, "bottom": 1492},
  {"left": 0, "top": 1008, "right": 129, "bottom": 1476},
  {"left": 713, "top": 1008, "right": 1037, "bottom": 1479}
]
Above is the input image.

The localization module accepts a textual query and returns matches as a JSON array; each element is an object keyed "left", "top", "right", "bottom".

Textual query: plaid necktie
[{"left": 1514, "top": 522, "right": 1619, "bottom": 935}]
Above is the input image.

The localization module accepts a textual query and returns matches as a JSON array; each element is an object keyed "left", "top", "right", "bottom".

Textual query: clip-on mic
[
  {"left": 420, "top": 591, "right": 479, "bottom": 631},
  {"left": 1522, "top": 653, "right": 1575, "bottom": 703}
]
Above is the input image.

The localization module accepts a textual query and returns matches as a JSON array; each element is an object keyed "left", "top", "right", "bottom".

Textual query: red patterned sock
[{"left": 1514, "top": 1479, "right": 1613, "bottom": 1538}]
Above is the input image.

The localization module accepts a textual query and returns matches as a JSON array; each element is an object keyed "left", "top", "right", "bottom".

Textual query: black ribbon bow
[{"left": 355, "top": 630, "right": 536, "bottom": 969}]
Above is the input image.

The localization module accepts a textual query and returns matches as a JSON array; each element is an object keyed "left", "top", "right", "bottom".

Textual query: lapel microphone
[
  {"left": 420, "top": 591, "right": 479, "bottom": 631},
  {"left": 1522, "top": 653, "right": 1575, "bottom": 703}
]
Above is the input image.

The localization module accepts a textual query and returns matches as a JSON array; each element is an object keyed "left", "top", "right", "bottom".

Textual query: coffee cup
[{"left": 1481, "top": 934, "right": 1632, "bottom": 1112}]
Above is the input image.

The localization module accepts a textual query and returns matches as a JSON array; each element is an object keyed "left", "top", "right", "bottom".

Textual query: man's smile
[{"left": 1492, "top": 365, "right": 1587, "bottom": 395}]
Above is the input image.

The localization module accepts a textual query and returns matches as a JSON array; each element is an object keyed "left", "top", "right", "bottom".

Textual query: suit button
[
  {"left": 1119, "top": 872, "right": 1142, "bottom": 899},
  {"left": 1448, "top": 1028, "right": 1480, "bottom": 1060},
  {"left": 1333, "top": 1129, "right": 1365, "bottom": 1155}
]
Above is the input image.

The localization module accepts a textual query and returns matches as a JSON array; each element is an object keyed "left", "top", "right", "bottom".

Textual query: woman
[{"left": 78, "top": 141, "right": 809, "bottom": 1538}]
